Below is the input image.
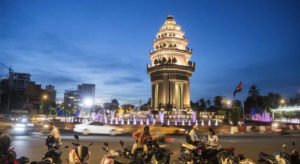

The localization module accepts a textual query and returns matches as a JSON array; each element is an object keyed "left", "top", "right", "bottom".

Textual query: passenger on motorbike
[
  {"left": 49, "top": 122, "right": 61, "bottom": 146},
  {"left": 206, "top": 128, "right": 220, "bottom": 158},
  {"left": 131, "top": 126, "right": 154, "bottom": 158}
]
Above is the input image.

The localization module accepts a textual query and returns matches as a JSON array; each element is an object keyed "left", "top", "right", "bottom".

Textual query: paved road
[{"left": 11, "top": 131, "right": 300, "bottom": 163}]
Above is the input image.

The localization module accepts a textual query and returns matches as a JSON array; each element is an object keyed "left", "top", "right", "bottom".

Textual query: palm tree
[
  {"left": 214, "top": 96, "right": 223, "bottom": 110},
  {"left": 206, "top": 99, "right": 211, "bottom": 108},
  {"left": 248, "top": 85, "right": 260, "bottom": 97},
  {"left": 248, "top": 85, "right": 260, "bottom": 107},
  {"left": 199, "top": 99, "right": 207, "bottom": 111}
]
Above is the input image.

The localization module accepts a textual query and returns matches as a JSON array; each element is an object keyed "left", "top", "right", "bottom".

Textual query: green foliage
[
  {"left": 216, "top": 110, "right": 226, "bottom": 115},
  {"left": 229, "top": 107, "right": 242, "bottom": 126},
  {"left": 214, "top": 96, "right": 223, "bottom": 110}
]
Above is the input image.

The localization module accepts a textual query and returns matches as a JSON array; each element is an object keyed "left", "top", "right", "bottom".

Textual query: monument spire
[{"left": 147, "top": 15, "right": 195, "bottom": 112}]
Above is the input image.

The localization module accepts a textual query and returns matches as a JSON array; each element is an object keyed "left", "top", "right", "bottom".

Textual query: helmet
[
  {"left": 46, "top": 135, "right": 56, "bottom": 145},
  {"left": 0, "top": 133, "right": 11, "bottom": 155}
]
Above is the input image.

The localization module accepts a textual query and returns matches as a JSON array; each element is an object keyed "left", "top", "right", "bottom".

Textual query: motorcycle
[
  {"left": 289, "top": 142, "right": 299, "bottom": 164},
  {"left": 178, "top": 135, "right": 236, "bottom": 164},
  {"left": 259, "top": 143, "right": 293, "bottom": 164},
  {"left": 30, "top": 136, "right": 62, "bottom": 164},
  {"left": 66, "top": 135, "right": 92, "bottom": 164},
  {"left": 0, "top": 147, "right": 29, "bottom": 164},
  {"left": 100, "top": 142, "right": 133, "bottom": 164}
]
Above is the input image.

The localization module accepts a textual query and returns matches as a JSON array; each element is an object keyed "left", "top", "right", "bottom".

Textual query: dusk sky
[{"left": 1, "top": 0, "right": 300, "bottom": 105}]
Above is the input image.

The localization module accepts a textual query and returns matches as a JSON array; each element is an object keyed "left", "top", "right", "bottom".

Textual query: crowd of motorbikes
[{"left": 1, "top": 134, "right": 299, "bottom": 164}]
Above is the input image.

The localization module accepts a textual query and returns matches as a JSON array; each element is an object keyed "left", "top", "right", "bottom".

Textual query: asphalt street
[{"left": 11, "top": 131, "right": 300, "bottom": 163}]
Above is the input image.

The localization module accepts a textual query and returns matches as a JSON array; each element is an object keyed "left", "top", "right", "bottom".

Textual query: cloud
[{"left": 104, "top": 77, "right": 143, "bottom": 85}]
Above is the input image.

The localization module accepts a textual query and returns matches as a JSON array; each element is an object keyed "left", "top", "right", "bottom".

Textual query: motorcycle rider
[
  {"left": 0, "top": 133, "right": 14, "bottom": 164},
  {"left": 189, "top": 125, "right": 201, "bottom": 145},
  {"left": 49, "top": 122, "right": 61, "bottom": 146},
  {"left": 0, "top": 133, "right": 28, "bottom": 164},
  {"left": 131, "top": 126, "right": 155, "bottom": 158}
]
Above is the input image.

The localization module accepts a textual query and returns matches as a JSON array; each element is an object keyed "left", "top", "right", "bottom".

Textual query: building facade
[
  {"left": 147, "top": 15, "right": 195, "bottom": 111},
  {"left": 10, "top": 72, "right": 31, "bottom": 90},
  {"left": 45, "top": 84, "right": 56, "bottom": 105},
  {"left": 77, "top": 84, "right": 95, "bottom": 101}
]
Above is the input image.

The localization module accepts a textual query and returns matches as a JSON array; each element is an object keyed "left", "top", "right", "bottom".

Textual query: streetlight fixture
[
  {"left": 280, "top": 99, "right": 286, "bottom": 106},
  {"left": 42, "top": 94, "right": 48, "bottom": 100}
]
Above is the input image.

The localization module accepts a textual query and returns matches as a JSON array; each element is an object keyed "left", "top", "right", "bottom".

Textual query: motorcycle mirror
[
  {"left": 74, "top": 135, "right": 79, "bottom": 141},
  {"left": 292, "top": 142, "right": 295, "bottom": 146},
  {"left": 64, "top": 146, "right": 69, "bottom": 149},
  {"left": 120, "top": 140, "right": 124, "bottom": 147},
  {"left": 102, "top": 147, "right": 106, "bottom": 151},
  {"left": 104, "top": 142, "right": 109, "bottom": 147},
  {"left": 88, "top": 142, "right": 93, "bottom": 146}
]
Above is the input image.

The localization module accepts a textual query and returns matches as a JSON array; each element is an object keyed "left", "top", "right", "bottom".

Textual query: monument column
[{"left": 147, "top": 15, "right": 196, "bottom": 112}]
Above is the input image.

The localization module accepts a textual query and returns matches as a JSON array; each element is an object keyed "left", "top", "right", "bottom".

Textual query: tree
[
  {"left": 206, "top": 99, "right": 211, "bottom": 108},
  {"left": 229, "top": 107, "right": 242, "bottom": 126},
  {"left": 199, "top": 99, "right": 206, "bottom": 110},
  {"left": 214, "top": 96, "right": 223, "bottom": 110},
  {"left": 248, "top": 85, "right": 260, "bottom": 98}
]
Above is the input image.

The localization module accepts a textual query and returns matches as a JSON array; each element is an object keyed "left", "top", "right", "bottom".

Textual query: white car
[{"left": 73, "top": 121, "right": 124, "bottom": 135}]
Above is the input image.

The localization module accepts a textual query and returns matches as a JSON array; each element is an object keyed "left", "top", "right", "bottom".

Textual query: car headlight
[
  {"left": 14, "top": 124, "right": 26, "bottom": 132},
  {"left": 180, "top": 128, "right": 185, "bottom": 131},
  {"left": 16, "top": 123, "right": 26, "bottom": 127},
  {"left": 27, "top": 123, "right": 34, "bottom": 127}
]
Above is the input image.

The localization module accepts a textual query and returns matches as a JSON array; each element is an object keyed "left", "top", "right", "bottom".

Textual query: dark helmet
[
  {"left": 144, "top": 126, "right": 150, "bottom": 131},
  {"left": 0, "top": 133, "right": 11, "bottom": 154},
  {"left": 46, "top": 135, "right": 56, "bottom": 145}
]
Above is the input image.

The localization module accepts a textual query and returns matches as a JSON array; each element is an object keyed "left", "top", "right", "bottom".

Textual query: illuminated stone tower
[{"left": 147, "top": 15, "right": 195, "bottom": 111}]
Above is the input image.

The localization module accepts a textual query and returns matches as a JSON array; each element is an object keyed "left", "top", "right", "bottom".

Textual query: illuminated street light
[
  {"left": 280, "top": 99, "right": 286, "bottom": 105},
  {"left": 226, "top": 100, "right": 232, "bottom": 106},
  {"left": 42, "top": 94, "right": 48, "bottom": 100},
  {"left": 83, "top": 98, "right": 93, "bottom": 107}
]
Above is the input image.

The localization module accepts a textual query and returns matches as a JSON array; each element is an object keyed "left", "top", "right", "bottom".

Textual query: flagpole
[{"left": 242, "top": 101, "right": 245, "bottom": 120}]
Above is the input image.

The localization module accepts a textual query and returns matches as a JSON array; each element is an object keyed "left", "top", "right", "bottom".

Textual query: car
[
  {"left": 150, "top": 124, "right": 185, "bottom": 135},
  {"left": 73, "top": 121, "right": 125, "bottom": 135},
  {"left": 0, "top": 116, "right": 15, "bottom": 134}
]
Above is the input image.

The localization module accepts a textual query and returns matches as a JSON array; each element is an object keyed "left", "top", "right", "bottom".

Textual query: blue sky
[{"left": 0, "top": 0, "right": 300, "bottom": 105}]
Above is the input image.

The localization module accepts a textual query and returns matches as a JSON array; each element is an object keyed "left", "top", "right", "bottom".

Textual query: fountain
[
  {"left": 121, "top": 118, "right": 124, "bottom": 124},
  {"left": 167, "top": 119, "right": 170, "bottom": 126},
  {"left": 208, "top": 119, "right": 211, "bottom": 126},
  {"left": 115, "top": 119, "right": 119, "bottom": 124},
  {"left": 195, "top": 119, "right": 198, "bottom": 126},
  {"left": 104, "top": 117, "right": 107, "bottom": 124},
  {"left": 215, "top": 119, "right": 218, "bottom": 126},
  {"left": 110, "top": 119, "right": 113, "bottom": 124},
  {"left": 133, "top": 117, "right": 137, "bottom": 125},
  {"left": 159, "top": 112, "right": 164, "bottom": 124},
  {"left": 251, "top": 108, "right": 271, "bottom": 122},
  {"left": 127, "top": 119, "right": 130, "bottom": 125},
  {"left": 153, "top": 119, "right": 156, "bottom": 125},
  {"left": 182, "top": 119, "right": 185, "bottom": 126},
  {"left": 140, "top": 119, "right": 143, "bottom": 125},
  {"left": 201, "top": 120, "right": 204, "bottom": 126},
  {"left": 110, "top": 111, "right": 115, "bottom": 123},
  {"left": 192, "top": 111, "right": 197, "bottom": 123},
  {"left": 175, "top": 119, "right": 178, "bottom": 126},
  {"left": 146, "top": 119, "right": 149, "bottom": 125},
  {"left": 188, "top": 120, "right": 191, "bottom": 126}
]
